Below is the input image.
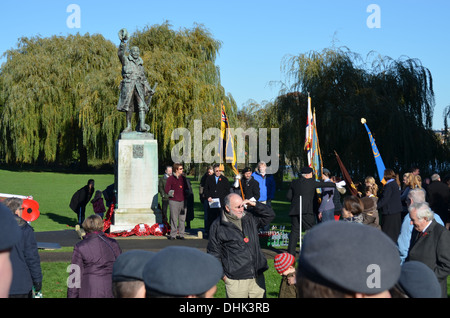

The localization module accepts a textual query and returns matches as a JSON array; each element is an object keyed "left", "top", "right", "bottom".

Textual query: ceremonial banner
[
  {"left": 361, "top": 118, "right": 386, "bottom": 183},
  {"left": 304, "top": 95, "right": 313, "bottom": 168},
  {"left": 220, "top": 102, "right": 239, "bottom": 176},
  {"left": 334, "top": 151, "right": 358, "bottom": 196},
  {"left": 311, "top": 109, "right": 323, "bottom": 180}
]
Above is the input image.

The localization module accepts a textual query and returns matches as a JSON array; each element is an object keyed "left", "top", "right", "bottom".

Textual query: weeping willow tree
[
  {"left": 271, "top": 47, "right": 448, "bottom": 179},
  {"left": 0, "top": 22, "right": 235, "bottom": 170},
  {"left": 0, "top": 33, "right": 120, "bottom": 168}
]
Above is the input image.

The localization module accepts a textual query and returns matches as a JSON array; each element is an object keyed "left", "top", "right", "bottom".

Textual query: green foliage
[
  {"left": 269, "top": 47, "right": 449, "bottom": 178},
  {"left": 0, "top": 23, "right": 236, "bottom": 168}
]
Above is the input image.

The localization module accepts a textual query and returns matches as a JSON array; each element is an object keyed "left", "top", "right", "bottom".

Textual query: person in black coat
[
  {"left": 204, "top": 164, "right": 230, "bottom": 233},
  {"left": 232, "top": 167, "right": 260, "bottom": 201},
  {"left": 377, "top": 169, "right": 403, "bottom": 242},
  {"left": 426, "top": 174, "right": 450, "bottom": 226},
  {"left": 406, "top": 202, "right": 450, "bottom": 298},
  {"left": 286, "top": 166, "right": 338, "bottom": 256},
  {"left": 207, "top": 193, "right": 275, "bottom": 298},
  {"left": 3, "top": 197, "right": 42, "bottom": 298},
  {"left": 70, "top": 179, "right": 95, "bottom": 227}
]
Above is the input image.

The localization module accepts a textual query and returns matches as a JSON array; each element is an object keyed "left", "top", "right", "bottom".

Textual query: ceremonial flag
[
  {"left": 311, "top": 109, "right": 323, "bottom": 180},
  {"left": 334, "top": 151, "right": 358, "bottom": 196},
  {"left": 304, "top": 94, "right": 313, "bottom": 168},
  {"left": 361, "top": 118, "right": 386, "bottom": 183},
  {"left": 220, "top": 102, "right": 239, "bottom": 176}
]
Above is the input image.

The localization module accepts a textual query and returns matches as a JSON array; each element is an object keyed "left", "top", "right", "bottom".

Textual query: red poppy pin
[
  {"left": 244, "top": 236, "right": 249, "bottom": 243},
  {"left": 219, "top": 178, "right": 222, "bottom": 181}
]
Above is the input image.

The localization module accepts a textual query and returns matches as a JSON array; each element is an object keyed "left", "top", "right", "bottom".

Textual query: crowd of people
[{"left": 0, "top": 163, "right": 449, "bottom": 299}]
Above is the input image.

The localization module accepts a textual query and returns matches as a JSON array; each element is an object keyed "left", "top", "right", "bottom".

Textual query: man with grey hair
[
  {"left": 406, "top": 201, "right": 450, "bottom": 298},
  {"left": 207, "top": 193, "right": 275, "bottom": 298},
  {"left": 426, "top": 173, "right": 450, "bottom": 228},
  {"left": 398, "top": 189, "right": 444, "bottom": 264}
]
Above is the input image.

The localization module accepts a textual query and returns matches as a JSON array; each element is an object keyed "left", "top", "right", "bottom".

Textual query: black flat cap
[
  {"left": 143, "top": 246, "right": 223, "bottom": 296},
  {"left": 113, "top": 250, "right": 156, "bottom": 282},
  {"left": 298, "top": 221, "right": 401, "bottom": 295},
  {"left": 301, "top": 166, "right": 313, "bottom": 174},
  {"left": 0, "top": 203, "right": 20, "bottom": 251},
  {"left": 241, "top": 167, "right": 252, "bottom": 174},
  {"left": 398, "top": 261, "right": 441, "bottom": 298}
]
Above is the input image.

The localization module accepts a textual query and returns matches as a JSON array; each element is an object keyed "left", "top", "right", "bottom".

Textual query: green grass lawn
[{"left": 0, "top": 169, "right": 292, "bottom": 232}]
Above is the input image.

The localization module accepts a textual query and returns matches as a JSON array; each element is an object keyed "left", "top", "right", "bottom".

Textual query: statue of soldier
[{"left": 117, "top": 28, "right": 156, "bottom": 133}]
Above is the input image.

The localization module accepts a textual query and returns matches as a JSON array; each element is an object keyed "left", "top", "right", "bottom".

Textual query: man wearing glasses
[{"left": 164, "top": 163, "right": 188, "bottom": 240}]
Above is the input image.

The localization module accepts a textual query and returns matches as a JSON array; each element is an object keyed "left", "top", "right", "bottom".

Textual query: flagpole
[{"left": 299, "top": 195, "right": 302, "bottom": 251}]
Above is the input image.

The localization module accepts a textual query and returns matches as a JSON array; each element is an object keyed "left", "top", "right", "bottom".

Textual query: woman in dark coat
[
  {"left": 67, "top": 215, "right": 121, "bottom": 298},
  {"left": 377, "top": 169, "right": 403, "bottom": 242}
]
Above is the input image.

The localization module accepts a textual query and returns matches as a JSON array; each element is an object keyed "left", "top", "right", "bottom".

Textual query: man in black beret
[
  {"left": 143, "top": 246, "right": 223, "bottom": 298},
  {"left": 112, "top": 250, "right": 155, "bottom": 298},
  {"left": 394, "top": 261, "right": 441, "bottom": 298},
  {"left": 297, "top": 221, "right": 401, "bottom": 298},
  {"left": 232, "top": 167, "right": 260, "bottom": 202},
  {"left": 286, "top": 166, "right": 340, "bottom": 256}
]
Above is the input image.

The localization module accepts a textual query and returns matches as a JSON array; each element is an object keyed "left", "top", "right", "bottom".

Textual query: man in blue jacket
[{"left": 252, "top": 161, "right": 276, "bottom": 207}]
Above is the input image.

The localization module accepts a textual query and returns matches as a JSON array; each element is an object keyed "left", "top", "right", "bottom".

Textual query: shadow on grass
[{"left": 46, "top": 213, "right": 77, "bottom": 227}]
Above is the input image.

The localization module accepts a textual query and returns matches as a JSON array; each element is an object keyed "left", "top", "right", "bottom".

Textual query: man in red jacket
[{"left": 165, "top": 163, "right": 188, "bottom": 240}]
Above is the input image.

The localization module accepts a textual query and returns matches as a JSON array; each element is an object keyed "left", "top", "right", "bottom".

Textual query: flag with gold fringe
[{"left": 219, "top": 101, "right": 239, "bottom": 176}]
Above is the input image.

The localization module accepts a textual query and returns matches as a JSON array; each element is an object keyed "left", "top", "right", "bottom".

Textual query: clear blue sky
[{"left": 1, "top": 0, "right": 449, "bottom": 129}]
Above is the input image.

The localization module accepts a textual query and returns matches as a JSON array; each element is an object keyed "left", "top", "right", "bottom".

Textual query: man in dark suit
[
  {"left": 406, "top": 201, "right": 450, "bottom": 298},
  {"left": 426, "top": 173, "right": 450, "bottom": 226},
  {"left": 204, "top": 164, "right": 230, "bottom": 234},
  {"left": 286, "top": 166, "right": 339, "bottom": 256}
]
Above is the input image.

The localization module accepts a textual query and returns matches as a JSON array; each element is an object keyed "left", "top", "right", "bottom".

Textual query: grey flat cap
[
  {"left": 298, "top": 221, "right": 401, "bottom": 295},
  {"left": 398, "top": 261, "right": 441, "bottom": 298},
  {"left": 0, "top": 203, "right": 20, "bottom": 251},
  {"left": 113, "top": 250, "right": 156, "bottom": 282},
  {"left": 143, "top": 246, "right": 223, "bottom": 296}
]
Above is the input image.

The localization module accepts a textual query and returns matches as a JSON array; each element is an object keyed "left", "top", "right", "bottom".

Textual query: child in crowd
[
  {"left": 91, "top": 190, "right": 106, "bottom": 219},
  {"left": 274, "top": 252, "right": 297, "bottom": 298}
]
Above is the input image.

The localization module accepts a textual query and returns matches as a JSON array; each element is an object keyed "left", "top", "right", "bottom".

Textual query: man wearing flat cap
[
  {"left": 286, "top": 166, "right": 339, "bottom": 256},
  {"left": 143, "top": 246, "right": 223, "bottom": 298},
  {"left": 297, "top": 221, "right": 401, "bottom": 298},
  {"left": 112, "top": 250, "right": 155, "bottom": 298},
  {"left": 232, "top": 167, "right": 260, "bottom": 201}
]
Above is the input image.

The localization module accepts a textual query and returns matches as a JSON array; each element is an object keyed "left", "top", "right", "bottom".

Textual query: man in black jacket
[
  {"left": 207, "top": 193, "right": 275, "bottom": 298},
  {"left": 286, "top": 166, "right": 338, "bottom": 256},
  {"left": 204, "top": 164, "right": 230, "bottom": 233},
  {"left": 406, "top": 201, "right": 450, "bottom": 298}
]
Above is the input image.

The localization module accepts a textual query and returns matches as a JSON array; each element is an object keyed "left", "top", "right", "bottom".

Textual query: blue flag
[{"left": 361, "top": 118, "right": 386, "bottom": 183}]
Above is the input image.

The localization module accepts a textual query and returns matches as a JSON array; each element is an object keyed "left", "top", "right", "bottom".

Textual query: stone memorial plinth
[{"left": 110, "top": 132, "right": 161, "bottom": 232}]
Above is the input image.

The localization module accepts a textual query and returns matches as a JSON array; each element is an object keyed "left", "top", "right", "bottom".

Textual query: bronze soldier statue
[{"left": 117, "top": 28, "right": 157, "bottom": 133}]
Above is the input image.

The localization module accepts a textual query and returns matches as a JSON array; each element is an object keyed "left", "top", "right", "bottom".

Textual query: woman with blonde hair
[{"left": 364, "top": 176, "right": 378, "bottom": 197}]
